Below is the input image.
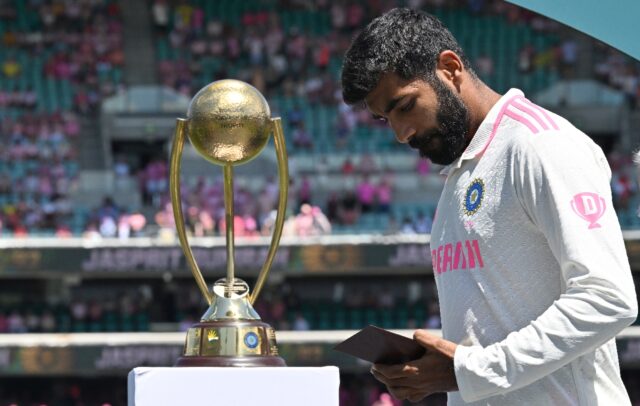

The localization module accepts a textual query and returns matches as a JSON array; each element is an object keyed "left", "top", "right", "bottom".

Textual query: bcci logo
[
  {"left": 244, "top": 332, "right": 260, "bottom": 349},
  {"left": 464, "top": 178, "right": 484, "bottom": 216}
]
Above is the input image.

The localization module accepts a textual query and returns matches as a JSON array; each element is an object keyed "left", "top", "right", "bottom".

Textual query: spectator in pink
[
  {"left": 294, "top": 203, "right": 315, "bottom": 236},
  {"left": 356, "top": 175, "right": 375, "bottom": 213}
]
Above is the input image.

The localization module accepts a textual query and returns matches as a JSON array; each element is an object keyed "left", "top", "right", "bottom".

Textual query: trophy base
[
  {"left": 175, "top": 355, "right": 286, "bottom": 367},
  {"left": 175, "top": 319, "right": 286, "bottom": 367}
]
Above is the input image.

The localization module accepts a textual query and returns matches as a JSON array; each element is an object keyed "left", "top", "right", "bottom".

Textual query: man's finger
[
  {"left": 413, "top": 329, "right": 439, "bottom": 349},
  {"left": 414, "top": 329, "right": 457, "bottom": 359},
  {"left": 372, "top": 363, "right": 419, "bottom": 379},
  {"left": 371, "top": 368, "right": 423, "bottom": 388}
]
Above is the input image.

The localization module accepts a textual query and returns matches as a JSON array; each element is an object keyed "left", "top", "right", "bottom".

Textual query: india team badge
[
  {"left": 244, "top": 331, "right": 260, "bottom": 349},
  {"left": 464, "top": 178, "right": 484, "bottom": 216}
]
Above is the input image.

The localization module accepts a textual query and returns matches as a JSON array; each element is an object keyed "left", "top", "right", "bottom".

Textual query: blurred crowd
[
  {"left": 0, "top": 113, "right": 80, "bottom": 236},
  {"left": 151, "top": 0, "right": 350, "bottom": 99},
  {"left": 0, "top": 0, "right": 126, "bottom": 237},
  {"left": 86, "top": 149, "right": 441, "bottom": 239},
  {"left": 595, "top": 47, "right": 640, "bottom": 109},
  {"left": 0, "top": 278, "right": 441, "bottom": 334},
  {"left": 82, "top": 196, "right": 147, "bottom": 239},
  {"left": 150, "top": 0, "right": 640, "bottom": 112},
  {"left": 0, "top": 288, "right": 149, "bottom": 334},
  {"left": 1, "top": 0, "right": 125, "bottom": 113},
  {"left": 609, "top": 149, "right": 640, "bottom": 213}
]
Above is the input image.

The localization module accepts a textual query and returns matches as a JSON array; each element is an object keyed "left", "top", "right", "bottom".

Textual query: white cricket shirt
[{"left": 430, "top": 89, "right": 638, "bottom": 405}]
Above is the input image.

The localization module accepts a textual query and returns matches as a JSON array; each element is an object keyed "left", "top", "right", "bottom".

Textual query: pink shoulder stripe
[
  {"left": 511, "top": 98, "right": 549, "bottom": 130},
  {"left": 521, "top": 97, "right": 560, "bottom": 130},
  {"left": 479, "top": 94, "right": 522, "bottom": 155},
  {"left": 504, "top": 109, "right": 540, "bottom": 134}
]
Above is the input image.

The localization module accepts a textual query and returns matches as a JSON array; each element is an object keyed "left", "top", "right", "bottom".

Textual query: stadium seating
[
  {"left": 154, "top": 1, "right": 561, "bottom": 157},
  {"left": 0, "top": 0, "right": 125, "bottom": 236},
  {"left": 2, "top": 0, "right": 638, "bottom": 237}
]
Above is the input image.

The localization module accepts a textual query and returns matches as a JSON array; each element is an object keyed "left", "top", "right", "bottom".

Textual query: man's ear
[{"left": 437, "top": 50, "right": 464, "bottom": 89}]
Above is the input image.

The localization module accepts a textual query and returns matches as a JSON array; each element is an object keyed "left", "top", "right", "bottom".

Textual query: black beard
[{"left": 408, "top": 77, "right": 470, "bottom": 165}]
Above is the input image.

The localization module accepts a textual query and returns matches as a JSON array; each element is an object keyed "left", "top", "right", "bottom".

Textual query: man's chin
[{"left": 419, "top": 149, "right": 455, "bottom": 166}]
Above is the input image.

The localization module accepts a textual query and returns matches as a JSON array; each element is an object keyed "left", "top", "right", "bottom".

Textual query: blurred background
[{"left": 0, "top": 0, "right": 639, "bottom": 405}]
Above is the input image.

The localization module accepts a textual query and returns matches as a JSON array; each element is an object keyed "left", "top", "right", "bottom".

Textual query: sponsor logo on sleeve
[{"left": 571, "top": 192, "right": 606, "bottom": 229}]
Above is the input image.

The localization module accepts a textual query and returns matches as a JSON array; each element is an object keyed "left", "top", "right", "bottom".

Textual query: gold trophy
[{"left": 169, "top": 79, "right": 288, "bottom": 367}]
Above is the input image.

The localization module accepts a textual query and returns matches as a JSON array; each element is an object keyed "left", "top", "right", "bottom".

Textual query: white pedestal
[{"left": 128, "top": 366, "right": 340, "bottom": 406}]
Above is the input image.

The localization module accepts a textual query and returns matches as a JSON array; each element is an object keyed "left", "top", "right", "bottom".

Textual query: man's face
[{"left": 364, "top": 73, "right": 470, "bottom": 165}]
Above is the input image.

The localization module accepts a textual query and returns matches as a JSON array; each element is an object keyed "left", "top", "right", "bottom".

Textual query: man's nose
[{"left": 393, "top": 123, "right": 416, "bottom": 144}]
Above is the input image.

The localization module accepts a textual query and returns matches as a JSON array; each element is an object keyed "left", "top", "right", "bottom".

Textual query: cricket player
[{"left": 341, "top": 8, "right": 638, "bottom": 405}]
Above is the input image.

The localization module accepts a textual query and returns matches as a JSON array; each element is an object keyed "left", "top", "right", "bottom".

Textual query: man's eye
[
  {"left": 400, "top": 100, "right": 415, "bottom": 112},
  {"left": 377, "top": 117, "right": 388, "bottom": 123}
]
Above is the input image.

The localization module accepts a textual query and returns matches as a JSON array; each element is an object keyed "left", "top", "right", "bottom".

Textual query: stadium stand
[
  {"left": 3, "top": 0, "right": 638, "bottom": 239},
  {"left": 143, "top": 0, "right": 640, "bottom": 235},
  {"left": 0, "top": 0, "right": 125, "bottom": 237}
]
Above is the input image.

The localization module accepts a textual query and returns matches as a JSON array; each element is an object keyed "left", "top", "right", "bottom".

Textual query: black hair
[{"left": 341, "top": 8, "right": 475, "bottom": 105}]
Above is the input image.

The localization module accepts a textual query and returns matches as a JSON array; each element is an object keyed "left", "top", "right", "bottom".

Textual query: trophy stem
[
  {"left": 223, "top": 164, "right": 235, "bottom": 297},
  {"left": 170, "top": 118, "right": 213, "bottom": 305},
  {"left": 249, "top": 118, "right": 289, "bottom": 305}
]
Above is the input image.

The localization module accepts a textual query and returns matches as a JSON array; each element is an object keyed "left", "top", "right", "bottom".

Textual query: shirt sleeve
[{"left": 453, "top": 131, "right": 638, "bottom": 403}]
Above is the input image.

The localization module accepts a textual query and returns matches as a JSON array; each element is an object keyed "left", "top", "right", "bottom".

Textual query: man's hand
[{"left": 370, "top": 330, "right": 458, "bottom": 403}]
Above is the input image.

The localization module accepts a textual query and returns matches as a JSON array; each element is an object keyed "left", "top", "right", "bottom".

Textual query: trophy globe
[{"left": 187, "top": 79, "right": 271, "bottom": 166}]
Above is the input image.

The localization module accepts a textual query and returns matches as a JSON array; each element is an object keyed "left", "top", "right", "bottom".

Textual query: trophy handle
[
  {"left": 170, "top": 118, "right": 214, "bottom": 305},
  {"left": 249, "top": 117, "right": 289, "bottom": 305}
]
